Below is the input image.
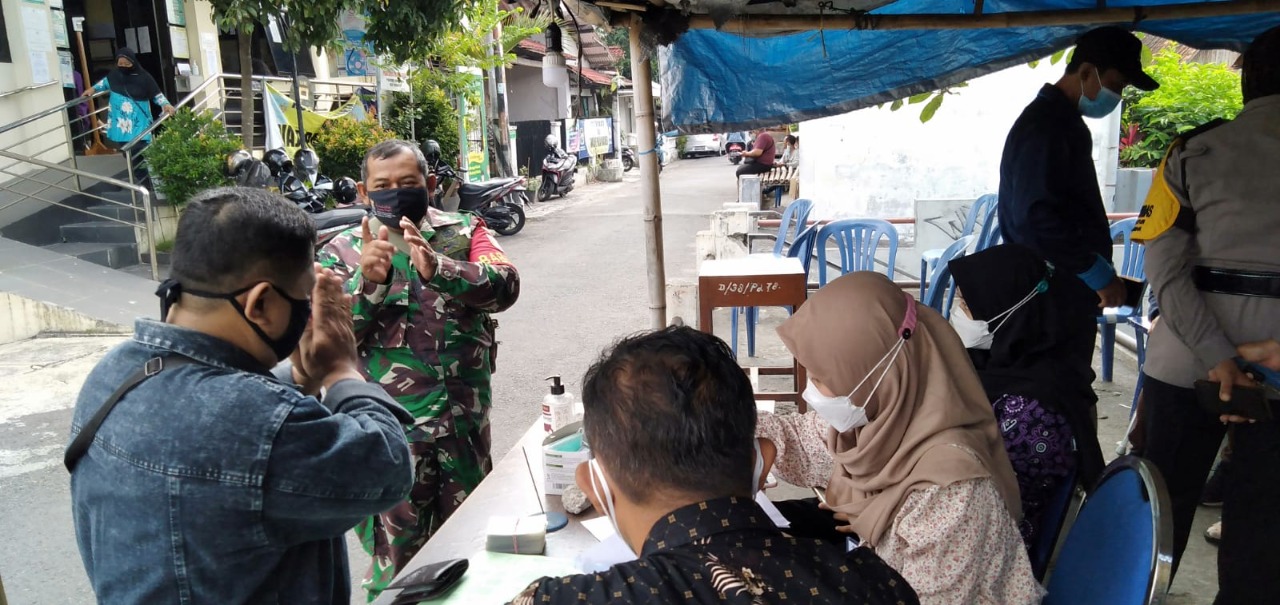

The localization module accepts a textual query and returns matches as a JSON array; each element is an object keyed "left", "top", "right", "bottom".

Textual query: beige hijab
[{"left": 777, "top": 271, "right": 1021, "bottom": 547}]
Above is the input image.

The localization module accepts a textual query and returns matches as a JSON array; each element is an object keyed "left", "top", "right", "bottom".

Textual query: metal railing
[
  {"left": 0, "top": 147, "right": 158, "bottom": 280},
  {"left": 0, "top": 72, "right": 378, "bottom": 280}
]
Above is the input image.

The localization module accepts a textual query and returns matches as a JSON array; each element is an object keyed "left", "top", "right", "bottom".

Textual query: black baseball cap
[{"left": 1072, "top": 27, "right": 1160, "bottom": 91}]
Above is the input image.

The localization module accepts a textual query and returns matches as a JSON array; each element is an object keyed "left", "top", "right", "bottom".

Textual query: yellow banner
[{"left": 264, "top": 84, "right": 369, "bottom": 151}]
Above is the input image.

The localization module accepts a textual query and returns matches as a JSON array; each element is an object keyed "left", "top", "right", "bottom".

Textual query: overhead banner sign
[
  {"left": 263, "top": 84, "right": 370, "bottom": 151},
  {"left": 337, "top": 10, "right": 372, "bottom": 77}
]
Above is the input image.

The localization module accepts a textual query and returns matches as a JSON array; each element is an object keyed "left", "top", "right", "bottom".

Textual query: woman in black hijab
[
  {"left": 949, "top": 243, "right": 1103, "bottom": 549},
  {"left": 80, "top": 48, "right": 175, "bottom": 182}
]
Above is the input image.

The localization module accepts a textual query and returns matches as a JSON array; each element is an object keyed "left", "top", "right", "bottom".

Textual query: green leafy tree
[
  {"left": 310, "top": 117, "right": 400, "bottom": 183},
  {"left": 205, "top": 0, "right": 478, "bottom": 147},
  {"left": 384, "top": 78, "right": 462, "bottom": 164},
  {"left": 1120, "top": 48, "right": 1242, "bottom": 167},
  {"left": 147, "top": 109, "right": 241, "bottom": 206},
  {"left": 602, "top": 26, "right": 656, "bottom": 82}
]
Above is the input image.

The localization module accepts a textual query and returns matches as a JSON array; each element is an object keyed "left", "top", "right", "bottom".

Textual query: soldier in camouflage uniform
[{"left": 317, "top": 140, "right": 520, "bottom": 600}]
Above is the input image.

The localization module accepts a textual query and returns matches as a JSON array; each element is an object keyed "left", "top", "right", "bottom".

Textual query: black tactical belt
[{"left": 1194, "top": 266, "right": 1280, "bottom": 299}]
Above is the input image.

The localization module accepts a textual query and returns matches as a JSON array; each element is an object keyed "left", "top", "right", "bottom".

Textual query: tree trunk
[{"left": 238, "top": 29, "right": 255, "bottom": 148}]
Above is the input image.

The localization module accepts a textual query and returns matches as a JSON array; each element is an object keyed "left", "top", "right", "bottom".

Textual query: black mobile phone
[
  {"left": 1194, "top": 380, "right": 1273, "bottom": 421},
  {"left": 1120, "top": 276, "right": 1146, "bottom": 309}
]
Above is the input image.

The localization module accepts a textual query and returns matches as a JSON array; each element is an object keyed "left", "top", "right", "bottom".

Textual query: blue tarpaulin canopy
[{"left": 644, "top": 0, "right": 1280, "bottom": 131}]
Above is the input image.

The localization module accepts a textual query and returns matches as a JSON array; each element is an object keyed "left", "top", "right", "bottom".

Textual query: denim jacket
[{"left": 69, "top": 320, "right": 415, "bottom": 604}]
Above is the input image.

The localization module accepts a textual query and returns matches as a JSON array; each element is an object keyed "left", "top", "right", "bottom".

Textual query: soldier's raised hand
[
  {"left": 359, "top": 216, "right": 396, "bottom": 284},
  {"left": 401, "top": 217, "right": 438, "bottom": 281}
]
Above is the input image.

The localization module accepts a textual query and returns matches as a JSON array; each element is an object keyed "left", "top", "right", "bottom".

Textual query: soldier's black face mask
[
  {"left": 369, "top": 187, "right": 428, "bottom": 226},
  {"left": 157, "top": 279, "right": 312, "bottom": 362}
]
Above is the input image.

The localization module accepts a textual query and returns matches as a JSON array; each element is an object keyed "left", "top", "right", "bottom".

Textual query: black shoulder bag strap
[{"left": 64, "top": 355, "right": 192, "bottom": 473}]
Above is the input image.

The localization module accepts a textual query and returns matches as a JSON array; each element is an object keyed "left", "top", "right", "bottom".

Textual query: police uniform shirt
[{"left": 1135, "top": 95, "right": 1280, "bottom": 388}]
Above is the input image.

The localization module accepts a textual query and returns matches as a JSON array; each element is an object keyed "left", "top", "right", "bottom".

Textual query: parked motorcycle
[
  {"left": 425, "top": 140, "right": 528, "bottom": 236},
  {"left": 620, "top": 146, "right": 637, "bottom": 172},
  {"left": 725, "top": 141, "right": 746, "bottom": 165},
  {"left": 226, "top": 149, "right": 365, "bottom": 246},
  {"left": 539, "top": 135, "right": 577, "bottom": 201}
]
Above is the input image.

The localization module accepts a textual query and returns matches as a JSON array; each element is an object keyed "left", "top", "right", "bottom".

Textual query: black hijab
[
  {"left": 950, "top": 243, "right": 1104, "bottom": 486},
  {"left": 106, "top": 47, "right": 163, "bottom": 102}
]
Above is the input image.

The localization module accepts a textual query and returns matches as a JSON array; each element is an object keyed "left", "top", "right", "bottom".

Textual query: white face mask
[
  {"left": 587, "top": 458, "right": 636, "bottom": 555},
  {"left": 949, "top": 279, "right": 1047, "bottom": 350},
  {"left": 949, "top": 306, "right": 994, "bottom": 350},
  {"left": 803, "top": 293, "right": 918, "bottom": 433}
]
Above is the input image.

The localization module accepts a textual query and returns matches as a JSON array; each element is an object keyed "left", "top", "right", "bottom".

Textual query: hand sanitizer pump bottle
[{"left": 542, "top": 376, "right": 575, "bottom": 432}]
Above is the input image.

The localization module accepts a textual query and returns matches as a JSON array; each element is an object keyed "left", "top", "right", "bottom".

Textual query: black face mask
[
  {"left": 368, "top": 187, "right": 428, "bottom": 226},
  {"left": 157, "top": 279, "right": 312, "bottom": 362}
]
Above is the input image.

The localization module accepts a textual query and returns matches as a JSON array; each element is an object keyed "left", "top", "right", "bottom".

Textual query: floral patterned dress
[{"left": 758, "top": 413, "right": 1045, "bottom": 605}]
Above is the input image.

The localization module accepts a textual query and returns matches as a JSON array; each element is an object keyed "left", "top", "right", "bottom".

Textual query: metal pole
[
  {"left": 629, "top": 17, "right": 666, "bottom": 329},
  {"left": 140, "top": 189, "right": 159, "bottom": 280},
  {"left": 408, "top": 68, "right": 415, "bottom": 142},
  {"left": 493, "top": 22, "right": 514, "bottom": 176},
  {"left": 291, "top": 56, "right": 306, "bottom": 148},
  {"left": 375, "top": 66, "right": 384, "bottom": 128}
]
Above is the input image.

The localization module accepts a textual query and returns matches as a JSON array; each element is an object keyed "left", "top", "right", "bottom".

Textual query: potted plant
[
  {"left": 311, "top": 117, "right": 400, "bottom": 182},
  {"left": 143, "top": 108, "right": 240, "bottom": 251},
  {"left": 147, "top": 108, "right": 240, "bottom": 207}
]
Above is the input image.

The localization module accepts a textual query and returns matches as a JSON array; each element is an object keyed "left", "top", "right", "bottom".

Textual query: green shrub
[
  {"left": 385, "top": 77, "right": 461, "bottom": 165},
  {"left": 146, "top": 109, "right": 240, "bottom": 206},
  {"left": 1120, "top": 49, "right": 1243, "bottom": 168},
  {"left": 310, "top": 118, "right": 400, "bottom": 183}
]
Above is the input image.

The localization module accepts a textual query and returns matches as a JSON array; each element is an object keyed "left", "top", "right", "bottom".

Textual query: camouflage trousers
[{"left": 356, "top": 420, "right": 492, "bottom": 601}]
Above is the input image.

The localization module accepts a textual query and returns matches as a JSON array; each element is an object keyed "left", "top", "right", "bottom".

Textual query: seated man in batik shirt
[{"left": 510, "top": 327, "right": 919, "bottom": 605}]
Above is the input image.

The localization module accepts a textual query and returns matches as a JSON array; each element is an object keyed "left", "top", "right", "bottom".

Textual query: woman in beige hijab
[{"left": 757, "top": 272, "right": 1043, "bottom": 604}]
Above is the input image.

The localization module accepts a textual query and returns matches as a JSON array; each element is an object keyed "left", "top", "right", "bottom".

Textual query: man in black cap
[{"left": 996, "top": 26, "right": 1159, "bottom": 486}]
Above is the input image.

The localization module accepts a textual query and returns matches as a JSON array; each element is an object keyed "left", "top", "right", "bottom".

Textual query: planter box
[
  {"left": 1114, "top": 168, "right": 1155, "bottom": 213},
  {"left": 134, "top": 203, "right": 179, "bottom": 259}
]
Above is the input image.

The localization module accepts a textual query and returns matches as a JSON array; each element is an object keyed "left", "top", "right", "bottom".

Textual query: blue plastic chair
[
  {"left": 816, "top": 219, "right": 899, "bottom": 287},
  {"left": 732, "top": 226, "right": 819, "bottom": 358},
  {"left": 730, "top": 200, "right": 813, "bottom": 358},
  {"left": 1044, "top": 456, "right": 1173, "bottom": 605},
  {"left": 919, "top": 195, "right": 997, "bottom": 296},
  {"left": 976, "top": 213, "right": 1003, "bottom": 251},
  {"left": 921, "top": 235, "right": 975, "bottom": 318},
  {"left": 1099, "top": 218, "right": 1145, "bottom": 382}
]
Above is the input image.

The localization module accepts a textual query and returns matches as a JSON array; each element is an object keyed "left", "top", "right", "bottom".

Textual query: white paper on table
[
  {"left": 755, "top": 492, "right": 791, "bottom": 528},
  {"left": 756, "top": 399, "right": 776, "bottom": 414},
  {"left": 574, "top": 532, "right": 636, "bottom": 573},
  {"left": 579, "top": 516, "right": 615, "bottom": 542}
]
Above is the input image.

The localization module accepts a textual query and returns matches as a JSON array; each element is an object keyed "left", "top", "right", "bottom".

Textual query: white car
[{"left": 682, "top": 133, "right": 724, "bottom": 158}]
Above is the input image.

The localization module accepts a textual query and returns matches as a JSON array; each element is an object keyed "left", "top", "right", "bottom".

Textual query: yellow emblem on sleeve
[{"left": 1131, "top": 152, "right": 1181, "bottom": 243}]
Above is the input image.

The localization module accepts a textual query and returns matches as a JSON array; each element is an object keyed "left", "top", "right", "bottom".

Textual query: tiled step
[
  {"left": 85, "top": 204, "right": 143, "bottom": 222},
  {"left": 43, "top": 241, "right": 139, "bottom": 269},
  {"left": 59, "top": 221, "right": 136, "bottom": 244}
]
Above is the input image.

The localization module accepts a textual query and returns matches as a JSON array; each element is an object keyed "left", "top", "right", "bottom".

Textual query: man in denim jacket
[{"left": 68, "top": 187, "right": 414, "bottom": 604}]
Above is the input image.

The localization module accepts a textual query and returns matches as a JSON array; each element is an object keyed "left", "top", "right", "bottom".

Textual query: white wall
[
  {"left": 1, "top": 0, "right": 72, "bottom": 179},
  {"left": 508, "top": 64, "right": 566, "bottom": 122},
  {"left": 799, "top": 58, "right": 1122, "bottom": 221}
]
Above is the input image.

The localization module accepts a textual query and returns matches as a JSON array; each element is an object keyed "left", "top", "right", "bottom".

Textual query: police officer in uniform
[{"left": 1134, "top": 25, "right": 1280, "bottom": 604}]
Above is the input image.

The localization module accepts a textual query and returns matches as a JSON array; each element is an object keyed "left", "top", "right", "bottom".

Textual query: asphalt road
[{"left": 0, "top": 155, "right": 738, "bottom": 604}]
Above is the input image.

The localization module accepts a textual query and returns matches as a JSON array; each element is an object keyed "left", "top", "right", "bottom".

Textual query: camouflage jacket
[{"left": 318, "top": 208, "right": 519, "bottom": 422}]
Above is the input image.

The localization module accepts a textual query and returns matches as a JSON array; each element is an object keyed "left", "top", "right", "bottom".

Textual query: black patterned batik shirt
[{"left": 509, "top": 496, "right": 919, "bottom": 605}]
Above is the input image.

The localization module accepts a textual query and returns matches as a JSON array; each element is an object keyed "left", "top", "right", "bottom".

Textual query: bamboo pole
[
  {"left": 688, "top": 0, "right": 1280, "bottom": 33},
  {"left": 630, "top": 15, "right": 668, "bottom": 330}
]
